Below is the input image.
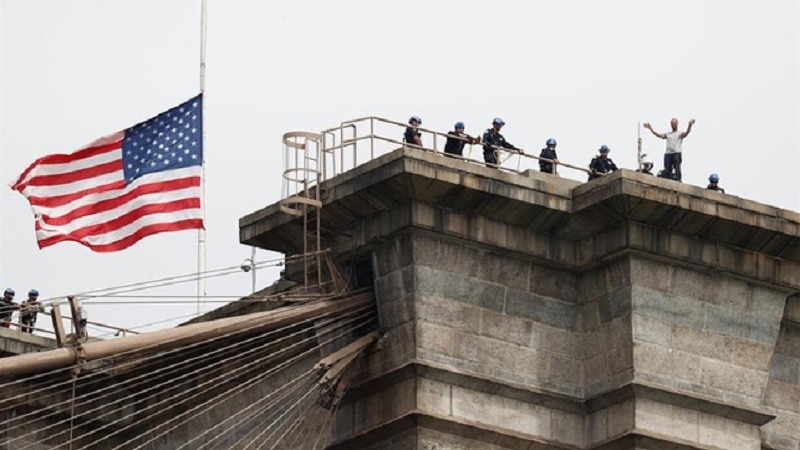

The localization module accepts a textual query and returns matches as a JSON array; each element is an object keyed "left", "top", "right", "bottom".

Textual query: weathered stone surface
[
  {"left": 505, "top": 289, "right": 578, "bottom": 330},
  {"left": 238, "top": 148, "right": 800, "bottom": 449}
]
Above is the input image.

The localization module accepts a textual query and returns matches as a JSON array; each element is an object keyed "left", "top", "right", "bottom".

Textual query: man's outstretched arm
[
  {"left": 680, "top": 119, "right": 696, "bottom": 138},
  {"left": 643, "top": 122, "right": 666, "bottom": 139}
]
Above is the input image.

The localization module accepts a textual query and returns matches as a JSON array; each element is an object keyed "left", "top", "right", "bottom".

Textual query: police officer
[
  {"left": 404, "top": 116, "right": 423, "bottom": 147},
  {"left": 444, "top": 122, "right": 480, "bottom": 157},
  {"left": 588, "top": 145, "right": 618, "bottom": 180},
  {"left": 20, "top": 289, "right": 42, "bottom": 333},
  {"left": 539, "top": 138, "right": 559, "bottom": 174},
  {"left": 707, "top": 173, "right": 725, "bottom": 193},
  {"left": 0, "top": 288, "right": 16, "bottom": 328},
  {"left": 482, "top": 118, "right": 518, "bottom": 166}
]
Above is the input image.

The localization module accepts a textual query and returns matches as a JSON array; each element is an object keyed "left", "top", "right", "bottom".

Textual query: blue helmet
[
  {"left": 546, "top": 138, "right": 557, "bottom": 147},
  {"left": 599, "top": 145, "right": 610, "bottom": 153},
  {"left": 455, "top": 121, "right": 465, "bottom": 129},
  {"left": 409, "top": 116, "right": 422, "bottom": 125},
  {"left": 492, "top": 117, "right": 505, "bottom": 126},
  {"left": 709, "top": 173, "right": 719, "bottom": 183},
  {"left": 3, "top": 288, "right": 14, "bottom": 296},
  {"left": 29, "top": 289, "right": 39, "bottom": 297}
]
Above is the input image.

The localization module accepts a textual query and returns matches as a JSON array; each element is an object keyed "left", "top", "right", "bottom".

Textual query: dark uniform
[
  {"left": 0, "top": 296, "right": 15, "bottom": 329},
  {"left": 404, "top": 127, "right": 421, "bottom": 146},
  {"left": 482, "top": 129, "right": 516, "bottom": 165},
  {"left": 706, "top": 183, "right": 725, "bottom": 193},
  {"left": 20, "top": 298, "right": 41, "bottom": 333},
  {"left": 539, "top": 147, "right": 558, "bottom": 173},
  {"left": 588, "top": 156, "right": 618, "bottom": 180},
  {"left": 444, "top": 132, "right": 478, "bottom": 157}
]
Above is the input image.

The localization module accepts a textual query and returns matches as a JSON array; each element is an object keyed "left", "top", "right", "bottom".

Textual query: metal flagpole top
[{"left": 197, "top": 0, "right": 208, "bottom": 315}]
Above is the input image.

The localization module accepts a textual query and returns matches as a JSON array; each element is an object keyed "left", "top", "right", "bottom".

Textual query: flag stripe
[
  {"left": 40, "top": 177, "right": 201, "bottom": 226},
  {"left": 19, "top": 159, "right": 123, "bottom": 189},
  {"left": 39, "top": 219, "right": 204, "bottom": 252},
  {"left": 36, "top": 198, "right": 201, "bottom": 240},
  {"left": 25, "top": 180, "right": 128, "bottom": 208},
  {"left": 16, "top": 145, "right": 122, "bottom": 182},
  {"left": 13, "top": 95, "right": 203, "bottom": 251},
  {"left": 17, "top": 171, "right": 124, "bottom": 199},
  {"left": 41, "top": 184, "right": 200, "bottom": 229},
  {"left": 12, "top": 137, "right": 123, "bottom": 189}
]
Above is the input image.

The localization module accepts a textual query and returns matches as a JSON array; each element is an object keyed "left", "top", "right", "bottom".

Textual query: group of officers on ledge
[{"left": 403, "top": 116, "right": 725, "bottom": 193}]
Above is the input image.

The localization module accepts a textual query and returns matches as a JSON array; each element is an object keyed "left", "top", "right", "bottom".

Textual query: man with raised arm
[{"left": 643, "top": 118, "right": 695, "bottom": 181}]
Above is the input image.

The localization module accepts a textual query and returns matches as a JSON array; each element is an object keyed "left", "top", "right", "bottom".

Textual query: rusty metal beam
[{"left": 0, "top": 293, "right": 373, "bottom": 378}]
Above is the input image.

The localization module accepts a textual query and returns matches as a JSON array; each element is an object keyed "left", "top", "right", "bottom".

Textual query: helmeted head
[
  {"left": 409, "top": 116, "right": 422, "bottom": 126},
  {"left": 640, "top": 153, "right": 653, "bottom": 169},
  {"left": 455, "top": 121, "right": 465, "bottom": 131},
  {"left": 546, "top": 138, "right": 557, "bottom": 148},
  {"left": 670, "top": 118, "right": 679, "bottom": 131},
  {"left": 492, "top": 118, "right": 505, "bottom": 130},
  {"left": 709, "top": 173, "right": 720, "bottom": 183},
  {"left": 28, "top": 289, "right": 39, "bottom": 298},
  {"left": 3, "top": 288, "right": 14, "bottom": 298},
  {"left": 599, "top": 145, "right": 610, "bottom": 157}
]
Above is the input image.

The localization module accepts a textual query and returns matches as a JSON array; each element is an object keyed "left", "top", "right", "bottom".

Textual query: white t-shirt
[{"left": 665, "top": 131, "right": 684, "bottom": 154}]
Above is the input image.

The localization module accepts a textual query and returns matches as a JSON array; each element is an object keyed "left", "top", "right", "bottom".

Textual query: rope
[
  {"left": 184, "top": 371, "right": 316, "bottom": 450},
  {"left": 113, "top": 316, "right": 373, "bottom": 450},
  {"left": 10, "top": 311, "right": 373, "bottom": 450},
  {"left": 65, "top": 314, "right": 373, "bottom": 450},
  {"left": 1, "top": 306, "right": 369, "bottom": 437},
  {"left": 0, "top": 291, "right": 366, "bottom": 406}
]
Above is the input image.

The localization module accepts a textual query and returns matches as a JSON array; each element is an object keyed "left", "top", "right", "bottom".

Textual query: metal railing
[
  {"left": 307, "top": 116, "right": 596, "bottom": 182},
  {"left": 0, "top": 306, "right": 139, "bottom": 339}
]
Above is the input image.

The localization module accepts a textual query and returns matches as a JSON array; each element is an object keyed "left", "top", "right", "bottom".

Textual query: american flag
[{"left": 11, "top": 95, "right": 204, "bottom": 252}]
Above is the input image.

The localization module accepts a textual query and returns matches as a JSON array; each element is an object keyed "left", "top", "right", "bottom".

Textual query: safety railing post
[{"left": 370, "top": 117, "right": 375, "bottom": 160}]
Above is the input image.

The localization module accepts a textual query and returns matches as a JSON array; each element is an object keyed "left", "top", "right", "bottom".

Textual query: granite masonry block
[
  {"left": 629, "top": 257, "right": 671, "bottom": 292},
  {"left": 417, "top": 296, "right": 481, "bottom": 333},
  {"left": 375, "top": 265, "right": 415, "bottom": 303},
  {"left": 766, "top": 380, "right": 800, "bottom": 413},
  {"left": 378, "top": 293, "right": 417, "bottom": 329},
  {"left": 598, "top": 288, "right": 632, "bottom": 324},
  {"left": 412, "top": 235, "right": 479, "bottom": 279},
  {"left": 704, "top": 304, "right": 781, "bottom": 346},
  {"left": 732, "top": 339, "right": 776, "bottom": 371},
  {"left": 749, "top": 286, "right": 792, "bottom": 319},
  {"left": 528, "top": 264, "right": 579, "bottom": 303},
  {"left": 632, "top": 286, "right": 705, "bottom": 329},
  {"left": 417, "top": 321, "right": 457, "bottom": 357},
  {"left": 529, "top": 322, "right": 582, "bottom": 359},
  {"left": 414, "top": 266, "right": 506, "bottom": 313},
  {"left": 631, "top": 314, "right": 672, "bottom": 347},
  {"left": 504, "top": 289, "right": 578, "bottom": 330},
  {"left": 701, "top": 358, "right": 769, "bottom": 399},
  {"left": 770, "top": 353, "right": 800, "bottom": 384},
  {"left": 479, "top": 309, "right": 533, "bottom": 347},
  {"left": 373, "top": 234, "right": 414, "bottom": 276},
  {"left": 670, "top": 323, "right": 736, "bottom": 362}
]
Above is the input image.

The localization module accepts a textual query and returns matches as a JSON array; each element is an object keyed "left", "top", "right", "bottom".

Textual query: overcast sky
[{"left": 1, "top": 0, "right": 798, "bottom": 335}]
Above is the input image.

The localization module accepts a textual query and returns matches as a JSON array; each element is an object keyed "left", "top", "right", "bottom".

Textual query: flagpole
[{"left": 197, "top": 0, "right": 208, "bottom": 315}]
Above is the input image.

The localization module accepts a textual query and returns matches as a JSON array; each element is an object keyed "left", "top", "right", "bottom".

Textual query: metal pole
[
  {"left": 197, "top": 0, "right": 208, "bottom": 315},
  {"left": 637, "top": 121, "right": 642, "bottom": 171},
  {"left": 251, "top": 247, "right": 257, "bottom": 294},
  {"left": 0, "top": 293, "right": 373, "bottom": 378}
]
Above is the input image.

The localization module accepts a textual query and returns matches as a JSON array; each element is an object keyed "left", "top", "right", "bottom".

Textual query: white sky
[{"left": 1, "top": 0, "right": 798, "bottom": 335}]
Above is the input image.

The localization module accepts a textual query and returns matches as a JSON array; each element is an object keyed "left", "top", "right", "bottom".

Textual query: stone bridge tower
[{"left": 240, "top": 147, "right": 800, "bottom": 449}]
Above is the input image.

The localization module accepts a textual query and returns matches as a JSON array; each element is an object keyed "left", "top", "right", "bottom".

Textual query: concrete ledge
[
  {"left": 586, "top": 382, "right": 775, "bottom": 426},
  {"left": 0, "top": 328, "right": 58, "bottom": 355}
]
